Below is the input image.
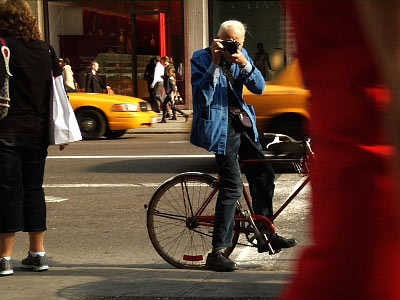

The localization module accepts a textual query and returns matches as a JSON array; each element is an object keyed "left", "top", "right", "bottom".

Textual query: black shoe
[
  {"left": 159, "top": 119, "right": 166, "bottom": 123},
  {"left": 165, "top": 113, "right": 171, "bottom": 119},
  {"left": 206, "top": 252, "right": 237, "bottom": 272},
  {"left": 269, "top": 233, "right": 297, "bottom": 253},
  {"left": 21, "top": 253, "right": 49, "bottom": 272},
  {"left": 169, "top": 116, "right": 177, "bottom": 120}
]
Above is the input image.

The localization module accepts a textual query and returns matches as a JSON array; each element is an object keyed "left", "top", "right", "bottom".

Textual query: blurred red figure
[{"left": 281, "top": 1, "right": 400, "bottom": 299}]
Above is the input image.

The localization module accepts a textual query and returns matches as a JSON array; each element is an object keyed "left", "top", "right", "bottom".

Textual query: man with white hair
[{"left": 190, "top": 20, "right": 297, "bottom": 272}]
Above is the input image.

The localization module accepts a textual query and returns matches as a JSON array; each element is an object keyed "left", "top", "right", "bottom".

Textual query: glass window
[
  {"left": 211, "top": 0, "right": 285, "bottom": 81},
  {"left": 47, "top": 0, "right": 184, "bottom": 100}
]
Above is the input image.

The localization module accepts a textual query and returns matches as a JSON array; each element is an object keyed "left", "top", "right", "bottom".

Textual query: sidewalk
[
  {"left": 129, "top": 110, "right": 193, "bottom": 134},
  {"left": 1, "top": 265, "right": 290, "bottom": 300}
]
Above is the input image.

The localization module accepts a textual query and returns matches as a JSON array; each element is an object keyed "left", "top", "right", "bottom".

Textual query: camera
[{"left": 221, "top": 40, "right": 240, "bottom": 54}]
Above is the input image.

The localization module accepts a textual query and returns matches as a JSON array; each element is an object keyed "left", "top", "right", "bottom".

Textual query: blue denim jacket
[{"left": 190, "top": 47, "right": 265, "bottom": 154}]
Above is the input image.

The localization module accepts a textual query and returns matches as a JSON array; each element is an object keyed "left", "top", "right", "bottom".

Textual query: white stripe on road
[
  {"left": 47, "top": 155, "right": 214, "bottom": 159},
  {"left": 44, "top": 183, "right": 160, "bottom": 188},
  {"left": 45, "top": 196, "right": 69, "bottom": 202}
]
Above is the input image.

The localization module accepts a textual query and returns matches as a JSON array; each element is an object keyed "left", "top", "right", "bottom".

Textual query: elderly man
[{"left": 190, "top": 20, "right": 296, "bottom": 272}]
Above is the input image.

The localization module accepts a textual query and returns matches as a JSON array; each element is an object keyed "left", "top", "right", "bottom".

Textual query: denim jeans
[
  {"left": 213, "top": 117, "right": 275, "bottom": 247},
  {"left": 0, "top": 138, "right": 48, "bottom": 233}
]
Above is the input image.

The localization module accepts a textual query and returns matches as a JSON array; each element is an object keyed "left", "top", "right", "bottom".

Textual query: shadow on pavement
[
  {"left": 2, "top": 263, "right": 288, "bottom": 300},
  {"left": 51, "top": 266, "right": 287, "bottom": 300},
  {"left": 85, "top": 158, "right": 295, "bottom": 175},
  {"left": 87, "top": 158, "right": 218, "bottom": 174}
]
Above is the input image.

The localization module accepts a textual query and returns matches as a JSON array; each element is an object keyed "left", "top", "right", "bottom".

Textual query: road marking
[
  {"left": 44, "top": 183, "right": 160, "bottom": 188},
  {"left": 47, "top": 155, "right": 214, "bottom": 159},
  {"left": 43, "top": 183, "right": 251, "bottom": 188},
  {"left": 45, "top": 196, "right": 69, "bottom": 202}
]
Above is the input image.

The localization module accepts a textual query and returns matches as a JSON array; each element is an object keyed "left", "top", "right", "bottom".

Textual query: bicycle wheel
[{"left": 147, "top": 172, "right": 240, "bottom": 269}]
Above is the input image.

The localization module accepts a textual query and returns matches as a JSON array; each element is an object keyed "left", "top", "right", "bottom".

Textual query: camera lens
[{"left": 223, "top": 40, "right": 238, "bottom": 54}]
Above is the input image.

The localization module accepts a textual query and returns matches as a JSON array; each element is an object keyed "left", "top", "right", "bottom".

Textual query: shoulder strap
[{"left": 0, "top": 38, "right": 11, "bottom": 76}]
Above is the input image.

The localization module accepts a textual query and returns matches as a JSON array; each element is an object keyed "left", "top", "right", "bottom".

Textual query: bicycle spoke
[
  {"left": 147, "top": 174, "right": 239, "bottom": 269},
  {"left": 151, "top": 210, "right": 187, "bottom": 222},
  {"left": 161, "top": 186, "right": 186, "bottom": 216}
]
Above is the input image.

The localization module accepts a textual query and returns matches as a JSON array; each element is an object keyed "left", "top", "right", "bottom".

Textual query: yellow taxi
[
  {"left": 68, "top": 92, "right": 158, "bottom": 139},
  {"left": 244, "top": 60, "right": 311, "bottom": 140}
]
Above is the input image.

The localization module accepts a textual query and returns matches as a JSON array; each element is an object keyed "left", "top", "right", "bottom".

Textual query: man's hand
[
  {"left": 210, "top": 39, "right": 224, "bottom": 66},
  {"left": 210, "top": 39, "right": 248, "bottom": 68},
  {"left": 223, "top": 50, "right": 248, "bottom": 68}
]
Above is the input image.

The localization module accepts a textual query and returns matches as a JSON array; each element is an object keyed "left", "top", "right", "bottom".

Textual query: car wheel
[
  {"left": 104, "top": 130, "right": 127, "bottom": 139},
  {"left": 76, "top": 109, "right": 106, "bottom": 140}
]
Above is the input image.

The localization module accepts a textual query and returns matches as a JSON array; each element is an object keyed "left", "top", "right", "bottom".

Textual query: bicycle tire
[{"left": 147, "top": 172, "right": 240, "bottom": 269}]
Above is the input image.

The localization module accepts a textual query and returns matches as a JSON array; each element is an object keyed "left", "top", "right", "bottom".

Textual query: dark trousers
[
  {"left": 162, "top": 96, "right": 171, "bottom": 120},
  {"left": 154, "top": 82, "right": 163, "bottom": 113},
  {"left": 212, "top": 117, "right": 275, "bottom": 248},
  {"left": 0, "top": 138, "right": 48, "bottom": 233},
  {"left": 162, "top": 95, "right": 186, "bottom": 120},
  {"left": 172, "top": 105, "right": 186, "bottom": 117}
]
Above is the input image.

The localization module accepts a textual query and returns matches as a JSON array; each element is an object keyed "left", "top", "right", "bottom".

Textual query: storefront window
[
  {"left": 47, "top": 0, "right": 184, "bottom": 100},
  {"left": 210, "top": 0, "right": 285, "bottom": 81}
]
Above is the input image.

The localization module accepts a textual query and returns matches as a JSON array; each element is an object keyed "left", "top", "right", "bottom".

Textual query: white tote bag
[{"left": 49, "top": 75, "right": 82, "bottom": 145}]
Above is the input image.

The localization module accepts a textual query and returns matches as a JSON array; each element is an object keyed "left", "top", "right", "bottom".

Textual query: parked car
[
  {"left": 244, "top": 59, "right": 311, "bottom": 140},
  {"left": 68, "top": 92, "right": 158, "bottom": 139}
]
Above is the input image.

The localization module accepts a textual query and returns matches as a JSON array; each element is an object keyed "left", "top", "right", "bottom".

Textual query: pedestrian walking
[
  {"left": 144, "top": 56, "right": 157, "bottom": 105},
  {"left": 151, "top": 56, "right": 168, "bottom": 113},
  {"left": 85, "top": 61, "right": 111, "bottom": 93},
  {"left": 59, "top": 57, "right": 77, "bottom": 92},
  {"left": 159, "top": 65, "right": 189, "bottom": 123}
]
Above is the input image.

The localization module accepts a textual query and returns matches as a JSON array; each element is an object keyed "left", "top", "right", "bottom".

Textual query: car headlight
[{"left": 112, "top": 103, "right": 139, "bottom": 112}]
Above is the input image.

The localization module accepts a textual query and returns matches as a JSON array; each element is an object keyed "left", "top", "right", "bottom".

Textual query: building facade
[{"left": 28, "top": 0, "right": 289, "bottom": 109}]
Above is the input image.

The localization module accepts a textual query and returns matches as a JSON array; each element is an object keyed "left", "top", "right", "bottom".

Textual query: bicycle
[{"left": 145, "top": 133, "right": 314, "bottom": 269}]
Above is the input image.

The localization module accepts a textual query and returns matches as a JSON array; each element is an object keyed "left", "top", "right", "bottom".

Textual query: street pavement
[{"left": 0, "top": 112, "right": 309, "bottom": 300}]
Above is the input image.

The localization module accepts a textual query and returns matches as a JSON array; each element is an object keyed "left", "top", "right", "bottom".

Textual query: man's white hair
[{"left": 217, "top": 20, "right": 246, "bottom": 39}]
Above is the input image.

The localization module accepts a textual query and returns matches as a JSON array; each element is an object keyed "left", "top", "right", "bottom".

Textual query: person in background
[
  {"left": 0, "top": 0, "right": 68, "bottom": 276},
  {"left": 280, "top": 1, "right": 400, "bottom": 299},
  {"left": 58, "top": 57, "right": 76, "bottom": 92},
  {"left": 254, "top": 42, "right": 271, "bottom": 80},
  {"left": 151, "top": 56, "right": 168, "bottom": 113},
  {"left": 159, "top": 65, "right": 189, "bottom": 123},
  {"left": 162, "top": 56, "right": 175, "bottom": 118},
  {"left": 85, "top": 61, "right": 111, "bottom": 93},
  {"left": 144, "top": 56, "right": 158, "bottom": 109},
  {"left": 190, "top": 20, "right": 296, "bottom": 273}
]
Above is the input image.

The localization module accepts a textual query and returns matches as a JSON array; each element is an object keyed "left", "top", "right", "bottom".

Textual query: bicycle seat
[{"left": 263, "top": 133, "right": 305, "bottom": 158}]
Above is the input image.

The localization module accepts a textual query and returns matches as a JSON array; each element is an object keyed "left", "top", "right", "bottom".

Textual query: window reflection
[{"left": 48, "top": 0, "right": 184, "bottom": 102}]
